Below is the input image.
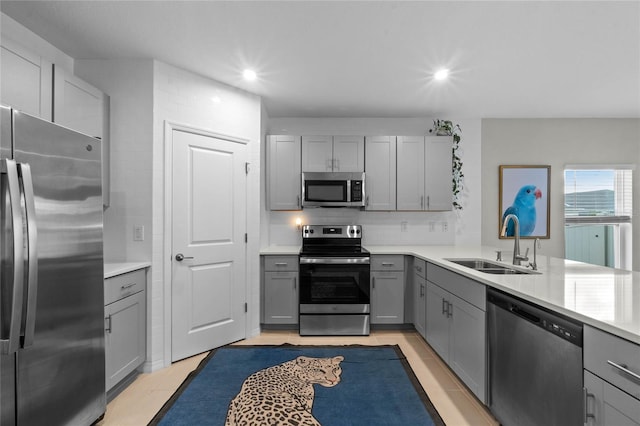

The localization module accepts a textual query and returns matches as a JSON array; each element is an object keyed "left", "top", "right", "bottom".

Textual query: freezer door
[{"left": 12, "top": 110, "right": 105, "bottom": 426}]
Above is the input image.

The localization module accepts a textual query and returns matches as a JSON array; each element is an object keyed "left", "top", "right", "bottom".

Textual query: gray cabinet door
[
  {"left": 413, "top": 273, "right": 426, "bottom": 338},
  {"left": 263, "top": 272, "right": 298, "bottom": 324},
  {"left": 364, "top": 136, "right": 396, "bottom": 210},
  {"left": 105, "top": 290, "right": 146, "bottom": 391},
  {"left": 425, "top": 281, "right": 450, "bottom": 360},
  {"left": 371, "top": 271, "right": 404, "bottom": 324},
  {"left": 268, "top": 135, "right": 301, "bottom": 210},
  {"left": 449, "top": 293, "right": 486, "bottom": 403},
  {"left": 585, "top": 370, "right": 640, "bottom": 426}
]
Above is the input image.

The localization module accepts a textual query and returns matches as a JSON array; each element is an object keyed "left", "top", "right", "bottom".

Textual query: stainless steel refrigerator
[{"left": 0, "top": 106, "right": 105, "bottom": 425}]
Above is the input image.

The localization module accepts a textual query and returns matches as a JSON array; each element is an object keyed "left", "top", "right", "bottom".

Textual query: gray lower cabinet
[
  {"left": 104, "top": 269, "right": 146, "bottom": 393},
  {"left": 412, "top": 258, "right": 427, "bottom": 338},
  {"left": 583, "top": 325, "right": 640, "bottom": 425},
  {"left": 262, "top": 256, "right": 299, "bottom": 325},
  {"left": 371, "top": 255, "right": 405, "bottom": 324},
  {"left": 425, "top": 263, "right": 486, "bottom": 403}
]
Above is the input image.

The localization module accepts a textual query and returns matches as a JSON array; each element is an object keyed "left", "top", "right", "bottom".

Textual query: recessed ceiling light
[
  {"left": 243, "top": 69, "right": 257, "bottom": 81},
  {"left": 434, "top": 69, "right": 449, "bottom": 80}
]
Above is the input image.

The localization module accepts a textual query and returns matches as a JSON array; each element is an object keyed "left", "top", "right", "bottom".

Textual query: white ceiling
[{"left": 2, "top": 1, "right": 639, "bottom": 118}]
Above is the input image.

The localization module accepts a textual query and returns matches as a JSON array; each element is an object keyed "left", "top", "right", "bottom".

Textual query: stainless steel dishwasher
[{"left": 487, "top": 288, "right": 583, "bottom": 426}]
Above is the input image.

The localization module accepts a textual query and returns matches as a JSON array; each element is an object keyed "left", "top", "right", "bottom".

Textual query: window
[{"left": 564, "top": 167, "right": 633, "bottom": 270}]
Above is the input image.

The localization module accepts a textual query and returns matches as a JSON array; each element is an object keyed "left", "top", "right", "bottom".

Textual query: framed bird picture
[{"left": 499, "top": 165, "right": 551, "bottom": 239}]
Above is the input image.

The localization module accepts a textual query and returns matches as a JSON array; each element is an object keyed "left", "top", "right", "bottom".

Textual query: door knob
[{"left": 175, "top": 253, "right": 194, "bottom": 261}]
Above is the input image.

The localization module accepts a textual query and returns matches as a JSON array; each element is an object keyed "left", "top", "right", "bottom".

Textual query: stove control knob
[
  {"left": 310, "top": 229, "right": 314, "bottom": 234},
  {"left": 349, "top": 229, "right": 355, "bottom": 234},
  {"left": 304, "top": 229, "right": 309, "bottom": 234},
  {"left": 356, "top": 229, "right": 361, "bottom": 234}
]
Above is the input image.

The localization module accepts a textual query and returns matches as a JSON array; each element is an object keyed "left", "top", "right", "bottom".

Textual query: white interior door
[{"left": 171, "top": 127, "right": 247, "bottom": 362}]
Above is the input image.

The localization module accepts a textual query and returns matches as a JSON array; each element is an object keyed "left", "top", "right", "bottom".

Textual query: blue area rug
[{"left": 149, "top": 345, "right": 445, "bottom": 426}]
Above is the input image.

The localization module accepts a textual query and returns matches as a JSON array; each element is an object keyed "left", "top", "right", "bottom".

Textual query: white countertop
[
  {"left": 261, "top": 244, "right": 640, "bottom": 345},
  {"left": 104, "top": 262, "right": 151, "bottom": 279}
]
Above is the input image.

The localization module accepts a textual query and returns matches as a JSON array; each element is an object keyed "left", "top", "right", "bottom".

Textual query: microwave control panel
[{"left": 351, "top": 180, "right": 363, "bottom": 202}]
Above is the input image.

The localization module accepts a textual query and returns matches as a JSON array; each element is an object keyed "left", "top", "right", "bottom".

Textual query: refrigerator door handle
[
  {"left": 0, "top": 159, "right": 25, "bottom": 355},
  {"left": 19, "top": 163, "right": 38, "bottom": 347}
]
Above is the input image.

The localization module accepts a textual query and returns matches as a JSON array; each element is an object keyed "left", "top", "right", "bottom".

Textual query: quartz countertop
[
  {"left": 261, "top": 244, "right": 640, "bottom": 344},
  {"left": 104, "top": 262, "right": 151, "bottom": 279}
]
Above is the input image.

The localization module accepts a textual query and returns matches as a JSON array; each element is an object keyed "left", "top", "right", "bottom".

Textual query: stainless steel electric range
[{"left": 298, "top": 225, "right": 370, "bottom": 336}]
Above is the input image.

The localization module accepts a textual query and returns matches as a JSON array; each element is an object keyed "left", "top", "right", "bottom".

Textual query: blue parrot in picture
[{"left": 502, "top": 185, "right": 542, "bottom": 236}]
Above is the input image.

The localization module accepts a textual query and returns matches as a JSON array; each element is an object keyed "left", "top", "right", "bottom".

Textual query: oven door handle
[{"left": 300, "top": 257, "right": 370, "bottom": 265}]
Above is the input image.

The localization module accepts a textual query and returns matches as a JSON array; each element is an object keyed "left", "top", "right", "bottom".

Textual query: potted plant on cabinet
[{"left": 430, "top": 120, "right": 464, "bottom": 210}]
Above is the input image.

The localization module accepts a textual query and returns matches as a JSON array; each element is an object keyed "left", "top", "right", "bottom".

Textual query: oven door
[{"left": 299, "top": 257, "right": 370, "bottom": 313}]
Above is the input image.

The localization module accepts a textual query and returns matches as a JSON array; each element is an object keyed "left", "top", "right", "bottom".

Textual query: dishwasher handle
[{"left": 510, "top": 304, "right": 540, "bottom": 324}]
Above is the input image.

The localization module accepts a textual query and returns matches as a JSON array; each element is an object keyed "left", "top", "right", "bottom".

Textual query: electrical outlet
[
  {"left": 134, "top": 225, "right": 144, "bottom": 241},
  {"left": 441, "top": 221, "right": 448, "bottom": 232},
  {"left": 401, "top": 221, "right": 408, "bottom": 232},
  {"left": 429, "top": 222, "right": 435, "bottom": 232}
]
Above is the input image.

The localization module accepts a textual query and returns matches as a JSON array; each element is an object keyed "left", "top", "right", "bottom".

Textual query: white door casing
[{"left": 169, "top": 124, "right": 247, "bottom": 362}]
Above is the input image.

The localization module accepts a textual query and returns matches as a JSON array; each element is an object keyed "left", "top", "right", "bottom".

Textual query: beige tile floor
[{"left": 97, "top": 330, "right": 498, "bottom": 425}]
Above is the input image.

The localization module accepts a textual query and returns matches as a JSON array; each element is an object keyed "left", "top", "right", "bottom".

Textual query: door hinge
[
  {"left": 244, "top": 303, "right": 248, "bottom": 313},
  {"left": 245, "top": 233, "right": 248, "bottom": 243},
  {"left": 245, "top": 162, "right": 250, "bottom": 175}
]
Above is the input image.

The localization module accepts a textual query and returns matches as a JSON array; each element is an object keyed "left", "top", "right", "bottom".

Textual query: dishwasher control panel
[{"left": 542, "top": 319, "right": 581, "bottom": 345}]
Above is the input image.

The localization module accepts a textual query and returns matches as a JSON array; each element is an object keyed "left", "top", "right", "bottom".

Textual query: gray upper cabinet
[
  {"left": 53, "top": 65, "right": 107, "bottom": 139},
  {"left": 0, "top": 38, "right": 53, "bottom": 120},
  {"left": 397, "top": 135, "right": 453, "bottom": 211},
  {"left": 364, "top": 136, "right": 396, "bottom": 210},
  {"left": 302, "top": 135, "right": 364, "bottom": 172},
  {"left": 267, "top": 135, "right": 302, "bottom": 210},
  {"left": 53, "top": 65, "right": 110, "bottom": 207}
]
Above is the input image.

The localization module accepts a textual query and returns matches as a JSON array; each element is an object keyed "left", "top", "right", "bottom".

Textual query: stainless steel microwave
[{"left": 302, "top": 172, "right": 365, "bottom": 208}]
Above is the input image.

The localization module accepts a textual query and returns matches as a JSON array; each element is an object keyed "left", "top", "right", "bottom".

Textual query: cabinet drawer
[
  {"left": 105, "top": 269, "right": 145, "bottom": 305},
  {"left": 413, "top": 258, "right": 426, "bottom": 278},
  {"left": 426, "top": 262, "right": 486, "bottom": 311},
  {"left": 371, "top": 255, "right": 404, "bottom": 271},
  {"left": 264, "top": 256, "right": 299, "bottom": 272},
  {"left": 584, "top": 325, "right": 640, "bottom": 399}
]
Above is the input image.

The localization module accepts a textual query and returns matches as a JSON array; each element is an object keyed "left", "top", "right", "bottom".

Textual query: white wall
[
  {"left": 264, "top": 117, "right": 482, "bottom": 247},
  {"left": 481, "top": 119, "right": 640, "bottom": 271},
  {"left": 153, "top": 61, "right": 262, "bottom": 367}
]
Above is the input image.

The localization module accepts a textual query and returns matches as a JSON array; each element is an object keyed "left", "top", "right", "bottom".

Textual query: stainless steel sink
[{"left": 444, "top": 258, "right": 538, "bottom": 275}]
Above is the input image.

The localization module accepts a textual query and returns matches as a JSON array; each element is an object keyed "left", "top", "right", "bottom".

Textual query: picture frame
[{"left": 499, "top": 165, "right": 550, "bottom": 239}]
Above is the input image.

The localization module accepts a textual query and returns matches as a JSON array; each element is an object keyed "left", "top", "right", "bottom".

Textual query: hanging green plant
[{"left": 430, "top": 120, "right": 464, "bottom": 210}]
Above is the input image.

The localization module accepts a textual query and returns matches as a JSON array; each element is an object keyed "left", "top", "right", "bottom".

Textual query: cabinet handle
[
  {"left": 335, "top": 159, "right": 340, "bottom": 170},
  {"left": 446, "top": 301, "right": 453, "bottom": 318},
  {"left": 372, "top": 277, "right": 376, "bottom": 289},
  {"left": 442, "top": 298, "right": 447, "bottom": 315},
  {"left": 293, "top": 277, "right": 296, "bottom": 290},
  {"left": 381, "top": 262, "right": 394, "bottom": 267},
  {"left": 421, "top": 196, "right": 424, "bottom": 209},
  {"left": 607, "top": 360, "right": 640, "bottom": 381},
  {"left": 415, "top": 266, "right": 423, "bottom": 272},
  {"left": 427, "top": 196, "right": 430, "bottom": 209},
  {"left": 327, "top": 159, "right": 332, "bottom": 171},
  {"left": 420, "top": 284, "right": 424, "bottom": 297},
  {"left": 274, "top": 262, "right": 288, "bottom": 266},
  {"left": 121, "top": 282, "right": 136, "bottom": 290},
  {"left": 583, "top": 388, "right": 595, "bottom": 424},
  {"left": 105, "top": 316, "right": 112, "bottom": 333}
]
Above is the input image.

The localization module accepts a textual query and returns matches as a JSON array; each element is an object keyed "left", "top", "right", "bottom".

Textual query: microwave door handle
[
  {"left": 19, "top": 163, "right": 38, "bottom": 347},
  {"left": 0, "top": 159, "right": 25, "bottom": 355}
]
